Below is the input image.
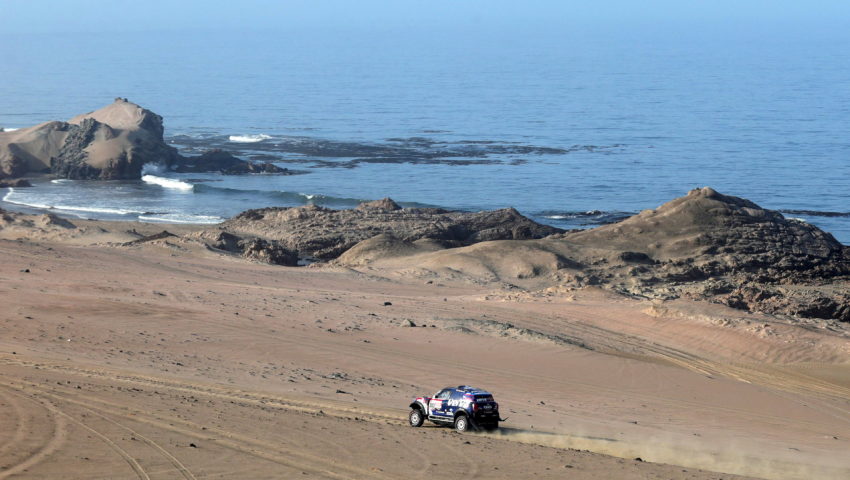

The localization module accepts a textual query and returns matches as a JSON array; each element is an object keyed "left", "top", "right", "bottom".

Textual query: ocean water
[{"left": 1, "top": 29, "right": 849, "bottom": 243}]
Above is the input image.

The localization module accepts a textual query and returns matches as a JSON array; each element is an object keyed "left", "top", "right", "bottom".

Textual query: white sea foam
[
  {"left": 1, "top": 127, "right": 19, "bottom": 132},
  {"left": 228, "top": 134, "right": 272, "bottom": 143},
  {"left": 545, "top": 215, "right": 568, "bottom": 219},
  {"left": 55, "top": 205, "right": 144, "bottom": 215},
  {"left": 2, "top": 189, "right": 52, "bottom": 209},
  {"left": 2, "top": 190, "right": 143, "bottom": 215},
  {"left": 138, "top": 213, "right": 224, "bottom": 224},
  {"left": 142, "top": 175, "right": 194, "bottom": 191},
  {"left": 51, "top": 179, "right": 73, "bottom": 184}
]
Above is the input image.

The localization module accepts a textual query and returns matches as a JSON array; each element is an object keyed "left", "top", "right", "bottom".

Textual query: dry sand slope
[{"left": 0, "top": 220, "right": 849, "bottom": 479}]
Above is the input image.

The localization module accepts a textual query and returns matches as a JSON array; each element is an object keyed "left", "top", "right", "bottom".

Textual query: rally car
[{"left": 408, "top": 386, "right": 501, "bottom": 432}]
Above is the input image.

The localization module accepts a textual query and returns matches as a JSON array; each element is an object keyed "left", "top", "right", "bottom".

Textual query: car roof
[{"left": 446, "top": 385, "right": 492, "bottom": 395}]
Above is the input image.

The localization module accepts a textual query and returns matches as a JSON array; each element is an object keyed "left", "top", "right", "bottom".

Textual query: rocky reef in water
[
  {"left": 0, "top": 99, "right": 291, "bottom": 180},
  {"left": 171, "top": 149, "right": 297, "bottom": 175}
]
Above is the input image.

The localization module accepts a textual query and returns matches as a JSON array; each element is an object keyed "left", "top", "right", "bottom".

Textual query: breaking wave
[
  {"left": 138, "top": 213, "right": 224, "bottom": 224},
  {"left": 140, "top": 163, "right": 193, "bottom": 191},
  {"left": 141, "top": 175, "right": 194, "bottom": 191},
  {"left": 229, "top": 134, "right": 272, "bottom": 143},
  {"left": 52, "top": 205, "right": 146, "bottom": 215},
  {"left": 2, "top": 190, "right": 144, "bottom": 216},
  {"left": 2, "top": 189, "right": 50, "bottom": 209}
]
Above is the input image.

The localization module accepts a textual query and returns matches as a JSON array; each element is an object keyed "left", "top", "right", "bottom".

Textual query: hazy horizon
[{"left": 2, "top": 0, "right": 850, "bottom": 38}]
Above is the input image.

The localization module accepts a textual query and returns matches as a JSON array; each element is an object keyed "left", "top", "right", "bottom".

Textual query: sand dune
[{"left": 1, "top": 208, "right": 849, "bottom": 479}]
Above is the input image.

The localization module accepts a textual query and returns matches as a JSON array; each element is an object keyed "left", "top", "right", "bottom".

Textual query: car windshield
[{"left": 474, "top": 395, "right": 493, "bottom": 402}]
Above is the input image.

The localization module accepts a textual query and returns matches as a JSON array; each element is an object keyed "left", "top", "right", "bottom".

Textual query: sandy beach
[{"left": 1, "top": 212, "right": 848, "bottom": 480}]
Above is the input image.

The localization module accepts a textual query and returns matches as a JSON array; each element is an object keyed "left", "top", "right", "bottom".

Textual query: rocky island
[{"left": 0, "top": 98, "right": 290, "bottom": 179}]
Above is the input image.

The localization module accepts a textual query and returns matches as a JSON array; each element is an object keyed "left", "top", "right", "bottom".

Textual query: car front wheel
[
  {"left": 409, "top": 408, "right": 424, "bottom": 427},
  {"left": 454, "top": 415, "right": 469, "bottom": 433}
]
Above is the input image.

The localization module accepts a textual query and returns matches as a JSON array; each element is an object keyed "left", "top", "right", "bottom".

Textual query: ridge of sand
[{"left": 1, "top": 210, "right": 849, "bottom": 479}]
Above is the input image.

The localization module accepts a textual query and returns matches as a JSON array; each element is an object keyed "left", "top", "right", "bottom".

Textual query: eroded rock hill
[
  {"left": 199, "top": 198, "right": 563, "bottom": 261},
  {"left": 330, "top": 188, "right": 850, "bottom": 322},
  {"left": 562, "top": 187, "right": 850, "bottom": 321},
  {"left": 0, "top": 98, "right": 181, "bottom": 179}
]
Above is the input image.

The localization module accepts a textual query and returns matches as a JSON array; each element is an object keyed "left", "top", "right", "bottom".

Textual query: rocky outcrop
[
  {"left": 0, "top": 98, "right": 181, "bottom": 180},
  {"left": 559, "top": 187, "right": 850, "bottom": 321},
  {"left": 1, "top": 99, "right": 305, "bottom": 180},
  {"left": 238, "top": 238, "right": 299, "bottom": 266},
  {"left": 0, "top": 121, "right": 69, "bottom": 178},
  {"left": 204, "top": 200, "right": 562, "bottom": 261},
  {"left": 0, "top": 178, "right": 32, "bottom": 187},
  {"left": 172, "top": 149, "right": 295, "bottom": 175},
  {"left": 565, "top": 187, "right": 849, "bottom": 281},
  {"left": 355, "top": 197, "right": 402, "bottom": 211},
  {"left": 189, "top": 230, "right": 298, "bottom": 266},
  {"left": 343, "top": 188, "right": 849, "bottom": 323}
]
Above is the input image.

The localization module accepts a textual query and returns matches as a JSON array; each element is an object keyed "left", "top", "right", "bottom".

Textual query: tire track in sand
[
  {"left": 1, "top": 375, "right": 394, "bottom": 480},
  {"left": 0, "top": 387, "right": 68, "bottom": 480},
  {"left": 0, "top": 386, "right": 31, "bottom": 458},
  {"left": 66, "top": 404, "right": 197, "bottom": 480}
]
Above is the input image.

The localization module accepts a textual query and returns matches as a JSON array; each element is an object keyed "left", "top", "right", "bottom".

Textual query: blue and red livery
[{"left": 408, "top": 385, "right": 501, "bottom": 432}]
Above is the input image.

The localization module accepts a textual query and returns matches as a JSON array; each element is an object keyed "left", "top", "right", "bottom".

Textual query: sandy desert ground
[{"left": 1, "top": 219, "right": 849, "bottom": 479}]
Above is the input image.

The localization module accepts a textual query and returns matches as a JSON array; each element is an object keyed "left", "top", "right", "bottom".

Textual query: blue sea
[{"left": 2, "top": 28, "right": 849, "bottom": 243}]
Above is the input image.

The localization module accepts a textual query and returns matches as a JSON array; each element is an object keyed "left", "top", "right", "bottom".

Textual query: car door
[
  {"left": 429, "top": 389, "right": 452, "bottom": 418},
  {"left": 448, "top": 390, "right": 468, "bottom": 418}
]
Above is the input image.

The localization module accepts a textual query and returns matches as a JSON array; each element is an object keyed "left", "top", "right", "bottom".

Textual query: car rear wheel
[
  {"left": 454, "top": 415, "right": 469, "bottom": 433},
  {"left": 409, "top": 408, "right": 424, "bottom": 427}
]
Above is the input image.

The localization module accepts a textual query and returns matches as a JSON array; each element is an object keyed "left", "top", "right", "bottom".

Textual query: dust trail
[{"left": 481, "top": 428, "right": 849, "bottom": 480}]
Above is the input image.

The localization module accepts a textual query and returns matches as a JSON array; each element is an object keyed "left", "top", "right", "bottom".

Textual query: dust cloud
[{"left": 483, "top": 428, "right": 848, "bottom": 480}]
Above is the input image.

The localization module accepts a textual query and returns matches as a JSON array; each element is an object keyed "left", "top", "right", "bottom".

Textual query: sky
[{"left": 1, "top": 0, "right": 850, "bottom": 36}]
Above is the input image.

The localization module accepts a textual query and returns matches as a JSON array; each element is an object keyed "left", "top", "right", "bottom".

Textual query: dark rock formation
[
  {"left": 355, "top": 197, "right": 402, "bottom": 211},
  {"left": 238, "top": 238, "right": 299, "bottom": 266},
  {"left": 0, "top": 178, "right": 32, "bottom": 188},
  {"left": 561, "top": 187, "right": 850, "bottom": 321},
  {"left": 172, "top": 149, "right": 294, "bottom": 175},
  {"left": 190, "top": 230, "right": 298, "bottom": 266},
  {"left": 207, "top": 200, "right": 562, "bottom": 261},
  {"left": 1, "top": 99, "right": 299, "bottom": 180}
]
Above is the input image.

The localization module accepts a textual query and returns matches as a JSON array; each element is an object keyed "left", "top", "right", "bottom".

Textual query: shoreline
[
  {"left": 4, "top": 182, "right": 850, "bottom": 247},
  {"left": 3, "top": 168, "right": 850, "bottom": 246}
]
